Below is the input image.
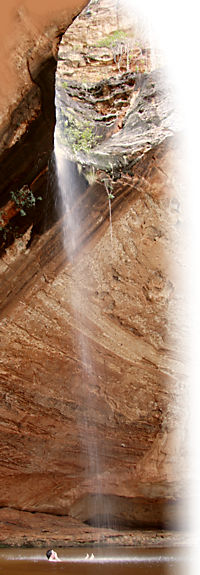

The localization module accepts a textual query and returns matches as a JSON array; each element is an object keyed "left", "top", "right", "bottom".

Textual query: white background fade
[{"left": 123, "top": 0, "right": 200, "bottom": 570}]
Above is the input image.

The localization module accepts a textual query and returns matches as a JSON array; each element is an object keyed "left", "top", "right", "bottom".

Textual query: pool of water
[{"left": 0, "top": 547, "right": 191, "bottom": 575}]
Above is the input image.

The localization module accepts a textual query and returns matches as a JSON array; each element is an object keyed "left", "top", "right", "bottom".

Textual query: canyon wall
[{"left": 0, "top": 0, "right": 190, "bottom": 547}]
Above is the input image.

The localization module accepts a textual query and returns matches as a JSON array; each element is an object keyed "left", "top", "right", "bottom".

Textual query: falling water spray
[{"left": 54, "top": 75, "right": 112, "bottom": 528}]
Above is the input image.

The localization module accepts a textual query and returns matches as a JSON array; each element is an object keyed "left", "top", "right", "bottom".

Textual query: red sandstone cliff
[{"left": 0, "top": 0, "right": 190, "bottom": 548}]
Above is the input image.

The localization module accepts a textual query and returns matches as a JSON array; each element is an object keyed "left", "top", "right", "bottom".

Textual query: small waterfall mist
[{"left": 53, "top": 142, "right": 86, "bottom": 257}]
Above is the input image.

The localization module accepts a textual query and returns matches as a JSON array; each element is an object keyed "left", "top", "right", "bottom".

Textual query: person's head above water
[{"left": 46, "top": 549, "right": 60, "bottom": 561}]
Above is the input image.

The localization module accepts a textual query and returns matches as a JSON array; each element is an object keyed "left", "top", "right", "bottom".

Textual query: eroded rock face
[
  {"left": 0, "top": 0, "right": 189, "bottom": 548},
  {"left": 0, "top": 0, "right": 88, "bottom": 252},
  {"left": 0, "top": 140, "right": 188, "bottom": 543}
]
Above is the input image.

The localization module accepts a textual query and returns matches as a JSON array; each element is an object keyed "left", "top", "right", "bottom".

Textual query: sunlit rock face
[{"left": 0, "top": 0, "right": 189, "bottom": 547}]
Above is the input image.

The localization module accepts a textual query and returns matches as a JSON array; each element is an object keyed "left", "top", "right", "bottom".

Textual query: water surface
[{"left": 0, "top": 547, "right": 190, "bottom": 575}]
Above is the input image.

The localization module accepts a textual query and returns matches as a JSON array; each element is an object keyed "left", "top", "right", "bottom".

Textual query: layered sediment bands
[
  {"left": 0, "top": 507, "right": 191, "bottom": 548},
  {"left": 56, "top": 68, "right": 178, "bottom": 179},
  {"left": 0, "top": 0, "right": 189, "bottom": 547}
]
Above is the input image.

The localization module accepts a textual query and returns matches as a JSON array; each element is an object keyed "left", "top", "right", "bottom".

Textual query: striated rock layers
[{"left": 0, "top": 0, "right": 189, "bottom": 547}]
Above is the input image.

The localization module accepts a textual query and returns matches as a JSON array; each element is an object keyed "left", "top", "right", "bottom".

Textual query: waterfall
[
  {"left": 53, "top": 142, "right": 83, "bottom": 257},
  {"left": 54, "top": 82, "right": 112, "bottom": 530}
]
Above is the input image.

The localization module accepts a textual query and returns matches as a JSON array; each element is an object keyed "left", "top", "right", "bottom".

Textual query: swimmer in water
[{"left": 46, "top": 549, "right": 61, "bottom": 562}]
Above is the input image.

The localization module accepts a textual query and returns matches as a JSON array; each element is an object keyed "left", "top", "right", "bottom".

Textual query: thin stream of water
[{"left": 54, "top": 123, "right": 108, "bottom": 527}]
